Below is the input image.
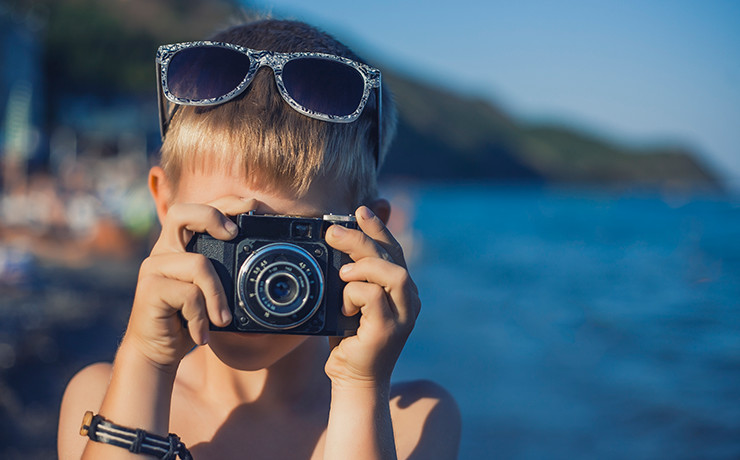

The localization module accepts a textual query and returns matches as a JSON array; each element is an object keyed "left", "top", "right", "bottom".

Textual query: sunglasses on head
[{"left": 156, "top": 41, "right": 383, "bottom": 166}]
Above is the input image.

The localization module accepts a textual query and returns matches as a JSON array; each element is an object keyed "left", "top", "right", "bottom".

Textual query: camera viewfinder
[{"left": 291, "top": 222, "right": 313, "bottom": 239}]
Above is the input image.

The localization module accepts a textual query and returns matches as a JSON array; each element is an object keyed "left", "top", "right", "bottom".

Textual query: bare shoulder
[
  {"left": 390, "top": 379, "right": 461, "bottom": 460},
  {"left": 57, "top": 362, "right": 113, "bottom": 460}
]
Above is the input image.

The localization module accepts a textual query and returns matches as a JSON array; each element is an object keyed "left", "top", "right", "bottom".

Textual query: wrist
[
  {"left": 93, "top": 339, "right": 179, "bottom": 437},
  {"left": 117, "top": 335, "right": 181, "bottom": 378},
  {"left": 330, "top": 379, "right": 391, "bottom": 408},
  {"left": 326, "top": 362, "right": 392, "bottom": 394},
  {"left": 81, "top": 411, "right": 192, "bottom": 460},
  {"left": 329, "top": 374, "right": 390, "bottom": 393}
]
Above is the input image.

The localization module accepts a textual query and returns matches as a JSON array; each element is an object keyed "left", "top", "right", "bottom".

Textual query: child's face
[{"left": 170, "top": 166, "right": 353, "bottom": 370}]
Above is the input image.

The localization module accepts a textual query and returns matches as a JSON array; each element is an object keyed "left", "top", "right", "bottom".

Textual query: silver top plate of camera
[{"left": 322, "top": 214, "right": 356, "bottom": 223}]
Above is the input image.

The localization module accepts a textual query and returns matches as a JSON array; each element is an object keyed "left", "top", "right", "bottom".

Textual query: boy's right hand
[{"left": 122, "top": 196, "right": 256, "bottom": 372}]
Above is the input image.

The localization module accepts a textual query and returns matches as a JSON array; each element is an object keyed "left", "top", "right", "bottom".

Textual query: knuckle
[
  {"left": 188, "top": 310, "right": 208, "bottom": 325},
  {"left": 139, "top": 256, "right": 155, "bottom": 275},
  {"left": 394, "top": 265, "right": 410, "bottom": 284},
  {"left": 348, "top": 229, "right": 365, "bottom": 247},
  {"left": 187, "top": 319, "right": 207, "bottom": 339},
  {"left": 182, "top": 284, "right": 202, "bottom": 305},
  {"left": 166, "top": 203, "right": 186, "bottom": 221},
  {"left": 344, "top": 280, "right": 360, "bottom": 296},
  {"left": 203, "top": 284, "right": 226, "bottom": 306},
  {"left": 368, "top": 284, "right": 386, "bottom": 303},
  {"left": 191, "top": 253, "right": 212, "bottom": 273},
  {"left": 137, "top": 272, "right": 158, "bottom": 290}
]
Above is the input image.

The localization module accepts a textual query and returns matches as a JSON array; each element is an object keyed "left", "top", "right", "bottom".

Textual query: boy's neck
[{"left": 189, "top": 336, "right": 331, "bottom": 414}]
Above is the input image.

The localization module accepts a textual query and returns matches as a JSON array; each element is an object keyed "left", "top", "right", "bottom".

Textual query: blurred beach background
[{"left": 0, "top": 1, "right": 738, "bottom": 458}]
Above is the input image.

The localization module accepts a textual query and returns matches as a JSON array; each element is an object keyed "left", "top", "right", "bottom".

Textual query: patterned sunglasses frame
[{"left": 156, "top": 41, "right": 383, "bottom": 166}]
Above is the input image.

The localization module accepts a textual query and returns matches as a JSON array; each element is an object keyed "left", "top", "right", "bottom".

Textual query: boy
[{"left": 58, "top": 19, "right": 460, "bottom": 459}]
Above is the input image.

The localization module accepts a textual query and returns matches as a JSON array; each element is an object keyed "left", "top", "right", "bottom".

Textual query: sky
[{"left": 252, "top": 0, "right": 740, "bottom": 189}]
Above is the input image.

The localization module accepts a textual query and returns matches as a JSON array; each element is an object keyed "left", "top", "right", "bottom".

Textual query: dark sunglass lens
[
  {"left": 167, "top": 46, "right": 251, "bottom": 100},
  {"left": 282, "top": 58, "right": 365, "bottom": 117}
]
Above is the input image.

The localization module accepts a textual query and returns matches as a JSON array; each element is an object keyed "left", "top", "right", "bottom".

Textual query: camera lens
[
  {"left": 265, "top": 272, "right": 300, "bottom": 306},
  {"left": 237, "top": 243, "right": 324, "bottom": 330},
  {"left": 252, "top": 261, "right": 310, "bottom": 317}
]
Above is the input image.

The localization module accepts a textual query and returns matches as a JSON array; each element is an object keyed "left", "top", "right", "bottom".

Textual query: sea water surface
[{"left": 388, "top": 184, "right": 740, "bottom": 460}]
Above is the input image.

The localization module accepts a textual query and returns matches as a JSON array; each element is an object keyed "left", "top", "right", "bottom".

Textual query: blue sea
[{"left": 388, "top": 184, "right": 740, "bottom": 460}]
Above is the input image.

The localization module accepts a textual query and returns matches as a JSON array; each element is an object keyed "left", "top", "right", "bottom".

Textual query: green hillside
[
  {"left": 382, "top": 72, "right": 540, "bottom": 181},
  {"left": 382, "top": 72, "right": 720, "bottom": 191},
  {"left": 521, "top": 124, "right": 717, "bottom": 187}
]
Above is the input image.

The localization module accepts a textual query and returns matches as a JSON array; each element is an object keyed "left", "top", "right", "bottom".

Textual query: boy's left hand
[{"left": 324, "top": 205, "right": 421, "bottom": 389}]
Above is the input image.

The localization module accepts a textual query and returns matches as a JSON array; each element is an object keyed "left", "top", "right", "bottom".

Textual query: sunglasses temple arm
[
  {"left": 375, "top": 84, "right": 382, "bottom": 170},
  {"left": 156, "top": 61, "right": 167, "bottom": 140}
]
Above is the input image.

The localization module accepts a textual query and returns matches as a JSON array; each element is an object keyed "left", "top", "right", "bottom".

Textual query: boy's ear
[
  {"left": 366, "top": 198, "right": 391, "bottom": 225},
  {"left": 148, "top": 166, "right": 173, "bottom": 224}
]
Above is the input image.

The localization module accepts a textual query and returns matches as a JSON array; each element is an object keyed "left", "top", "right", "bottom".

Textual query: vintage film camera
[{"left": 186, "top": 212, "right": 359, "bottom": 336}]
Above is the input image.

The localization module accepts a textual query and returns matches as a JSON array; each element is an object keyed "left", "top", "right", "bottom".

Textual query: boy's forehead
[{"left": 174, "top": 168, "right": 353, "bottom": 217}]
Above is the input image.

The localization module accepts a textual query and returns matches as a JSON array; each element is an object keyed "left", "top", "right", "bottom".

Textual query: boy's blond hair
[{"left": 159, "top": 19, "right": 397, "bottom": 206}]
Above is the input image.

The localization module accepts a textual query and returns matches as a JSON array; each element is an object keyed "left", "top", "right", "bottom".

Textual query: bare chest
[{"left": 168, "top": 400, "right": 328, "bottom": 460}]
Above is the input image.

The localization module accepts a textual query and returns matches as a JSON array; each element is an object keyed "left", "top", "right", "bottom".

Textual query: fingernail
[
  {"left": 331, "top": 225, "right": 347, "bottom": 237},
  {"left": 359, "top": 206, "right": 375, "bottom": 220},
  {"left": 224, "top": 219, "right": 238, "bottom": 236},
  {"left": 341, "top": 264, "right": 354, "bottom": 274},
  {"left": 201, "top": 331, "right": 209, "bottom": 345},
  {"left": 221, "top": 309, "right": 232, "bottom": 325}
]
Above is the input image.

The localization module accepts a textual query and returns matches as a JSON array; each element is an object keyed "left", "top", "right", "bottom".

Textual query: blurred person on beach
[{"left": 57, "top": 18, "right": 460, "bottom": 459}]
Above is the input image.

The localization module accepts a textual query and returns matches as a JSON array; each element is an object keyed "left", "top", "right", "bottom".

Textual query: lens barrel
[{"left": 237, "top": 243, "right": 324, "bottom": 330}]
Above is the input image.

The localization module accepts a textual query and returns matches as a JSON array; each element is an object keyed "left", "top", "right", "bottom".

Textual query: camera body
[{"left": 186, "top": 212, "right": 359, "bottom": 336}]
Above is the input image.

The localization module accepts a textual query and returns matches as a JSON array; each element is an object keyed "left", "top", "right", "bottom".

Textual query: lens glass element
[
  {"left": 282, "top": 57, "right": 364, "bottom": 116},
  {"left": 167, "top": 46, "right": 251, "bottom": 100},
  {"left": 265, "top": 273, "right": 300, "bottom": 306}
]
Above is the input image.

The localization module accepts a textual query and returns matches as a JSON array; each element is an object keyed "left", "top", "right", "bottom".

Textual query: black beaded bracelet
[{"left": 80, "top": 411, "right": 193, "bottom": 460}]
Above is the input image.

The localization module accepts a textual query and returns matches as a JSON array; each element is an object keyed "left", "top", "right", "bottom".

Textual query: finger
[
  {"left": 340, "top": 258, "right": 419, "bottom": 296},
  {"left": 152, "top": 203, "right": 239, "bottom": 255},
  {"left": 356, "top": 206, "right": 407, "bottom": 268},
  {"left": 141, "top": 253, "right": 232, "bottom": 327},
  {"left": 153, "top": 197, "right": 262, "bottom": 255},
  {"left": 343, "top": 281, "right": 395, "bottom": 326},
  {"left": 325, "top": 224, "right": 392, "bottom": 263},
  {"left": 149, "top": 277, "right": 208, "bottom": 346},
  {"left": 177, "top": 282, "right": 210, "bottom": 346},
  {"left": 206, "top": 196, "right": 260, "bottom": 217},
  {"left": 340, "top": 259, "right": 420, "bottom": 325}
]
